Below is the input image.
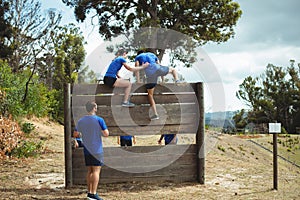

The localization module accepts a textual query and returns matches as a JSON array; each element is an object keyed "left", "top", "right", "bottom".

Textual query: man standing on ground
[{"left": 76, "top": 101, "right": 109, "bottom": 200}]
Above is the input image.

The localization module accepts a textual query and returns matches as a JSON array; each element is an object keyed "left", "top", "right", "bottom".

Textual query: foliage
[
  {"left": 11, "top": 140, "right": 43, "bottom": 158},
  {"left": 64, "top": 0, "right": 241, "bottom": 44},
  {"left": 0, "top": 116, "right": 24, "bottom": 159},
  {"left": 6, "top": 0, "right": 62, "bottom": 72},
  {"left": 0, "top": 60, "right": 51, "bottom": 118},
  {"left": 77, "top": 65, "right": 97, "bottom": 83},
  {"left": 52, "top": 24, "right": 86, "bottom": 89},
  {"left": 0, "top": 0, "right": 13, "bottom": 59},
  {"left": 232, "top": 109, "right": 247, "bottom": 129},
  {"left": 236, "top": 60, "right": 300, "bottom": 133},
  {"left": 63, "top": 0, "right": 242, "bottom": 66},
  {"left": 21, "top": 122, "right": 35, "bottom": 134}
]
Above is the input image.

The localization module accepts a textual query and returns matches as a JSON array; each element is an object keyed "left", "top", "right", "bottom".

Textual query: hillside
[{"left": 0, "top": 118, "right": 299, "bottom": 200}]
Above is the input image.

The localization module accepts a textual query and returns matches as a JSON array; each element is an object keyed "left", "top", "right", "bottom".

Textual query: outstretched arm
[{"left": 123, "top": 62, "right": 149, "bottom": 72}]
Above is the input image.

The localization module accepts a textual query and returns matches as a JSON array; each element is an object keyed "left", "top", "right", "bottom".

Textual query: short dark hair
[
  {"left": 85, "top": 101, "right": 97, "bottom": 112},
  {"left": 137, "top": 50, "right": 144, "bottom": 55},
  {"left": 116, "top": 48, "right": 128, "bottom": 56}
]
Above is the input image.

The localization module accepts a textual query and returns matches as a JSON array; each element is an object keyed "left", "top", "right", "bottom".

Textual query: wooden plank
[
  {"left": 72, "top": 145, "right": 198, "bottom": 184},
  {"left": 106, "top": 124, "right": 198, "bottom": 136},
  {"left": 72, "top": 92, "right": 197, "bottom": 106},
  {"left": 72, "top": 108, "right": 198, "bottom": 126},
  {"left": 72, "top": 103, "right": 199, "bottom": 125},
  {"left": 73, "top": 174, "right": 197, "bottom": 185},
  {"left": 72, "top": 83, "right": 196, "bottom": 95}
]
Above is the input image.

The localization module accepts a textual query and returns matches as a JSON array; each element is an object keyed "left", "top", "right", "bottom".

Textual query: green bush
[
  {"left": 11, "top": 140, "right": 43, "bottom": 158},
  {"left": 0, "top": 60, "right": 55, "bottom": 119},
  {"left": 21, "top": 122, "right": 35, "bottom": 134}
]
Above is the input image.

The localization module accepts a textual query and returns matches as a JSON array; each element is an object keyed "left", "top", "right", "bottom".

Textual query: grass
[{"left": 249, "top": 134, "right": 300, "bottom": 166}]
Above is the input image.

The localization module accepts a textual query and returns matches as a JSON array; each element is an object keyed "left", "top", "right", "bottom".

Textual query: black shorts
[
  {"left": 104, "top": 76, "right": 116, "bottom": 87},
  {"left": 84, "top": 153, "right": 104, "bottom": 166},
  {"left": 120, "top": 139, "right": 132, "bottom": 146}
]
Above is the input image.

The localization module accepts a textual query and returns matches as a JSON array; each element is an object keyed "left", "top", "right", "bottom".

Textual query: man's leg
[
  {"left": 147, "top": 88, "right": 158, "bottom": 116},
  {"left": 168, "top": 67, "right": 179, "bottom": 81},
  {"left": 114, "top": 79, "right": 132, "bottom": 103},
  {"left": 87, "top": 166, "right": 101, "bottom": 194}
]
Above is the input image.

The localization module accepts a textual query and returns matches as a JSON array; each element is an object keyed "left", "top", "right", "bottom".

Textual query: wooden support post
[
  {"left": 64, "top": 83, "right": 72, "bottom": 188},
  {"left": 273, "top": 133, "right": 278, "bottom": 190},
  {"left": 195, "top": 82, "right": 205, "bottom": 184}
]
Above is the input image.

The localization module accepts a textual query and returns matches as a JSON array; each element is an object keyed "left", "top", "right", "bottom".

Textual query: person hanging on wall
[
  {"left": 103, "top": 48, "right": 149, "bottom": 107},
  {"left": 135, "top": 50, "right": 181, "bottom": 120}
]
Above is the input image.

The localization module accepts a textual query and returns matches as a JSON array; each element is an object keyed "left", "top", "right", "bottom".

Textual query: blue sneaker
[{"left": 87, "top": 193, "right": 103, "bottom": 200}]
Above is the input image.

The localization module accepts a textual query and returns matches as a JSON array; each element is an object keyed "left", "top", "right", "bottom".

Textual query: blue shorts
[
  {"left": 145, "top": 66, "right": 169, "bottom": 89},
  {"left": 84, "top": 153, "right": 104, "bottom": 166}
]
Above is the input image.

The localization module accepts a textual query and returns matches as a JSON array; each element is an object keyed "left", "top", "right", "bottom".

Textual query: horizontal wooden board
[
  {"left": 72, "top": 92, "right": 198, "bottom": 106},
  {"left": 101, "top": 124, "right": 198, "bottom": 136},
  {"left": 72, "top": 83, "right": 199, "bottom": 95},
  {"left": 73, "top": 174, "right": 197, "bottom": 185},
  {"left": 72, "top": 145, "right": 198, "bottom": 184}
]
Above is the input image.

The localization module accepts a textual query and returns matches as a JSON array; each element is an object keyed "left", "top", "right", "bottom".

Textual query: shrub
[
  {"left": 0, "top": 60, "right": 53, "bottom": 118},
  {"left": 11, "top": 140, "right": 43, "bottom": 158},
  {"left": 21, "top": 122, "right": 35, "bottom": 134},
  {"left": 0, "top": 116, "right": 24, "bottom": 158}
]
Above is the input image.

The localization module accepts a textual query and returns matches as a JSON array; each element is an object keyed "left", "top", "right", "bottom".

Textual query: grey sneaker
[
  {"left": 122, "top": 101, "right": 135, "bottom": 107},
  {"left": 175, "top": 80, "right": 185, "bottom": 85},
  {"left": 150, "top": 114, "right": 159, "bottom": 120}
]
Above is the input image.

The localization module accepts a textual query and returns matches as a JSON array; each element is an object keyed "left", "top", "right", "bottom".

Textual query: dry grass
[{"left": 0, "top": 118, "right": 299, "bottom": 200}]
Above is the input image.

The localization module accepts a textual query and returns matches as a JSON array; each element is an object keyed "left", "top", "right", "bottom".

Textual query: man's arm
[{"left": 102, "top": 129, "right": 109, "bottom": 137}]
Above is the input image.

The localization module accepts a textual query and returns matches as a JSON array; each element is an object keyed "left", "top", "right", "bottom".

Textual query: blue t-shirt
[
  {"left": 76, "top": 115, "right": 108, "bottom": 155},
  {"left": 105, "top": 56, "right": 127, "bottom": 78},
  {"left": 135, "top": 52, "right": 159, "bottom": 76}
]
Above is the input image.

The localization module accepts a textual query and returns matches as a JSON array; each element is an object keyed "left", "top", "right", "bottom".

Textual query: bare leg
[
  {"left": 87, "top": 166, "right": 101, "bottom": 194},
  {"left": 113, "top": 79, "right": 132, "bottom": 102},
  {"left": 169, "top": 67, "right": 179, "bottom": 81},
  {"left": 147, "top": 88, "right": 158, "bottom": 116}
]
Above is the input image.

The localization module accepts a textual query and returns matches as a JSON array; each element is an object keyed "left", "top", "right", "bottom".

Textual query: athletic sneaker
[
  {"left": 87, "top": 193, "right": 103, "bottom": 200},
  {"left": 175, "top": 80, "right": 185, "bottom": 85},
  {"left": 122, "top": 101, "right": 135, "bottom": 107},
  {"left": 150, "top": 114, "right": 159, "bottom": 120}
]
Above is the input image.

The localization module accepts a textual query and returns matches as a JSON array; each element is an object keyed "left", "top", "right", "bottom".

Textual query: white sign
[{"left": 269, "top": 123, "right": 281, "bottom": 133}]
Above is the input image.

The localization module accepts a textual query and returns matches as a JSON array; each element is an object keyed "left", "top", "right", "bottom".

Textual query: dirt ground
[{"left": 0, "top": 118, "right": 299, "bottom": 200}]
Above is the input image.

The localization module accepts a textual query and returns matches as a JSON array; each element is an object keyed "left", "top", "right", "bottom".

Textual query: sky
[{"left": 41, "top": 0, "right": 300, "bottom": 112}]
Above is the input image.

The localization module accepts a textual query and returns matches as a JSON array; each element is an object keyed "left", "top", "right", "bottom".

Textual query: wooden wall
[{"left": 67, "top": 82, "right": 204, "bottom": 185}]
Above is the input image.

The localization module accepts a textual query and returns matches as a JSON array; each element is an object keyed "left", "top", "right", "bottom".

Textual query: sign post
[{"left": 268, "top": 123, "right": 281, "bottom": 190}]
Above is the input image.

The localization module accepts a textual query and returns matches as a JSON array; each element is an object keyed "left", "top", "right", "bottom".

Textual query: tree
[
  {"left": 63, "top": 0, "right": 242, "bottom": 65},
  {"left": 47, "top": 23, "right": 86, "bottom": 123},
  {"left": 7, "top": 0, "right": 61, "bottom": 72},
  {"left": 0, "top": 0, "right": 13, "bottom": 59},
  {"left": 51, "top": 23, "right": 86, "bottom": 89},
  {"left": 232, "top": 109, "right": 247, "bottom": 130},
  {"left": 236, "top": 61, "right": 300, "bottom": 133}
]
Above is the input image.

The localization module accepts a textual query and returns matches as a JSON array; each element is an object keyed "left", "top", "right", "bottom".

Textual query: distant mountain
[{"left": 205, "top": 111, "right": 237, "bottom": 128}]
